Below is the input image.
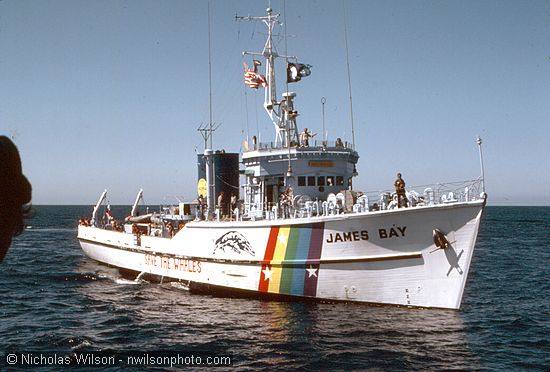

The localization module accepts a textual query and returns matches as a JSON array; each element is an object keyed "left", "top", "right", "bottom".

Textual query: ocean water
[{"left": 0, "top": 206, "right": 548, "bottom": 371}]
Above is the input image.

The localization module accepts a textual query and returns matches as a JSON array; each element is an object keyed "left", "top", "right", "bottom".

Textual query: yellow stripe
[
  {"left": 272, "top": 226, "right": 290, "bottom": 261},
  {"left": 268, "top": 226, "right": 290, "bottom": 293},
  {"left": 268, "top": 265, "right": 283, "bottom": 293}
]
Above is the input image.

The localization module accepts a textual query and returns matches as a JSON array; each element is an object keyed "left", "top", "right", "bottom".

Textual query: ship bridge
[
  {"left": 235, "top": 8, "right": 360, "bottom": 219},
  {"left": 241, "top": 139, "right": 359, "bottom": 217}
]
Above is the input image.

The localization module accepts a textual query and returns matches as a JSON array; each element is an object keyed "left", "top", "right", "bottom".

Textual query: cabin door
[{"left": 266, "top": 184, "right": 276, "bottom": 210}]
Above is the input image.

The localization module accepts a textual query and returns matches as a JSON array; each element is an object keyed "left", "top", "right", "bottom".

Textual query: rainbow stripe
[{"left": 258, "top": 223, "right": 324, "bottom": 297}]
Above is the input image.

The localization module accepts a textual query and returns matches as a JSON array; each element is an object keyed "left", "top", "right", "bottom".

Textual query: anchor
[
  {"left": 431, "top": 228, "right": 464, "bottom": 276},
  {"left": 430, "top": 228, "right": 454, "bottom": 253}
]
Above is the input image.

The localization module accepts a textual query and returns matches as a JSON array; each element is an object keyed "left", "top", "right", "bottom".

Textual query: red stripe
[
  {"left": 258, "top": 226, "right": 279, "bottom": 292},
  {"left": 258, "top": 264, "right": 270, "bottom": 292},
  {"left": 244, "top": 71, "right": 267, "bottom": 88},
  {"left": 262, "top": 226, "right": 279, "bottom": 264}
]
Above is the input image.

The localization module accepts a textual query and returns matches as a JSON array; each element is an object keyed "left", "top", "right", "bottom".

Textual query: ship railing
[
  {"left": 253, "top": 139, "right": 355, "bottom": 151},
  {"left": 292, "top": 178, "right": 483, "bottom": 219},
  {"left": 235, "top": 178, "right": 484, "bottom": 222},
  {"left": 360, "top": 177, "right": 485, "bottom": 211}
]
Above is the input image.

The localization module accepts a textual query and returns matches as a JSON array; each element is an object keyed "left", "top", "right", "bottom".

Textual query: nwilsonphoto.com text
[{"left": 4, "top": 351, "right": 232, "bottom": 368}]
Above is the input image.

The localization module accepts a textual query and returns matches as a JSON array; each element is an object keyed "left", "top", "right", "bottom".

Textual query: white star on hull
[
  {"left": 306, "top": 265, "right": 318, "bottom": 278},
  {"left": 262, "top": 266, "right": 273, "bottom": 281}
]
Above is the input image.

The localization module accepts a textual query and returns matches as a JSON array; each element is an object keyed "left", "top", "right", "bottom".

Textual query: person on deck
[
  {"left": 230, "top": 193, "right": 237, "bottom": 216},
  {"left": 197, "top": 194, "right": 205, "bottom": 220},
  {"left": 394, "top": 173, "right": 408, "bottom": 208},
  {"left": 217, "top": 191, "right": 225, "bottom": 218},
  {"left": 280, "top": 186, "right": 294, "bottom": 218},
  {"left": 0, "top": 136, "right": 32, "bottom": 262},
  {"left": 299, "top": 128, "right": 316, "bottom": 147}
]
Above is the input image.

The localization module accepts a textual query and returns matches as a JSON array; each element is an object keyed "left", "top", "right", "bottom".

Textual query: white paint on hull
[{"left": 78, "top": 200, "right": 484, "bottom": 309}]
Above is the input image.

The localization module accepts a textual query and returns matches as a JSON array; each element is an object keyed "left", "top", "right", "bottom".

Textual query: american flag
[{"left": 244, "top": 60, "right": 267, "bottom": 89}]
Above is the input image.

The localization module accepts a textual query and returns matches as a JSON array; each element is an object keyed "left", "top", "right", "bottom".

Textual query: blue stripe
[{"left": 289, "top": 225, "right": 312, "bottom": 295}]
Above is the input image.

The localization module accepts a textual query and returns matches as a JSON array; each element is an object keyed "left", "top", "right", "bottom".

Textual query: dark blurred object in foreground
[{"left": 0, "top": 135, "right": 32, "bottom": 262}]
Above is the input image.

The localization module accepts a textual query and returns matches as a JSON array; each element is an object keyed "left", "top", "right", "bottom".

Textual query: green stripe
[{"left": 279, "top": 227, "right": 301, "bottom": 294}]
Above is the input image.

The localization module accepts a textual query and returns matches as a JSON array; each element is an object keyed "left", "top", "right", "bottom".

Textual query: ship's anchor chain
[{"left": 430, "top": 229, "right": 455, "bottom": 253}]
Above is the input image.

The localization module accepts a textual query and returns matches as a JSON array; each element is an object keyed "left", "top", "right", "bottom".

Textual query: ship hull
[{"left": 78, "top": 200, "right": 484, "bottom": 309}]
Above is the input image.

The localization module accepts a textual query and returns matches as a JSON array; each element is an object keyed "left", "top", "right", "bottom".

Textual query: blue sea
[{"left": 0, "top": 206, "right": 548, "bottom": 371}]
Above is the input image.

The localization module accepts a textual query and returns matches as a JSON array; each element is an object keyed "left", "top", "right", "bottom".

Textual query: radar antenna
[{"left": 197, "top": 122, "right": 221, "bottom": 150}]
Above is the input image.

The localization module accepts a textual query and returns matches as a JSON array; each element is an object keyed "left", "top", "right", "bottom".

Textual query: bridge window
[
  {"left": 327, "top": 176, "right": 335, "bottom": 186},
  {"left": 307, "top": 176, "right": 316, "bottom": 186},
  {"left": 317, "top": 176, "right": 325, "bottom": 186},
  {"left": 336, "top": 176, "right": 344, "bottom": 186},
  {"left": 298, "top": 176, "right": 306, "bottom": 186}
]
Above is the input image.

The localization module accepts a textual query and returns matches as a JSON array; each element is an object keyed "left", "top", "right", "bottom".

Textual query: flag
[
  {"left": 244, "top": 61, "right": 268, "bottom": 89},
  {"left": 244, "top": 69, "right": 268, "bottom": 88},
  {"left": 287, "top": 62, "right": 312, "bottom": 83}
]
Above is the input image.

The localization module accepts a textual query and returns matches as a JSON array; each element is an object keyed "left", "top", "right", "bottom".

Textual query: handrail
[{"left": 250, "top": 139, "right": 355, "bottom": 151}]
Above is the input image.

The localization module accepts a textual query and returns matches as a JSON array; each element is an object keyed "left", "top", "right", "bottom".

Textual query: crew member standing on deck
[
  {"left": 299, "top": 128, "right": 316, "bottom": 147},
  {"left": 230, "top": 193, "right": 237, "bottom": 216},
  {"left": 217, "top": 191, "right": 225, "bottom": 218},
  {"left": 197, "top": 194, "right": 205, "bottom": 220},
  {"left": 394, "top": 173, "right": 408, "bottom": 208}
]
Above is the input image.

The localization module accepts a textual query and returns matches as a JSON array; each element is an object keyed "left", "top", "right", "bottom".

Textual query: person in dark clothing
[{"left": 394, "top": 172, "right": 408, "bottom": 208}]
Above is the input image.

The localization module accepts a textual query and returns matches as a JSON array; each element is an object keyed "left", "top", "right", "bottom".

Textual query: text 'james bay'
[{"left": 325, "top": 226, "right": 407, "bottom": 243}]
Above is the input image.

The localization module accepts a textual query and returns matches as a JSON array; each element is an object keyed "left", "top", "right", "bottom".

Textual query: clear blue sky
[{"left": 1, "top": 0, "right": 549, "bottom": 205}]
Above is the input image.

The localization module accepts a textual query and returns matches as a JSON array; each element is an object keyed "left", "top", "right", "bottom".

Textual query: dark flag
[{"left": 287, "top": 62, "right": 312, "bottom": 83}]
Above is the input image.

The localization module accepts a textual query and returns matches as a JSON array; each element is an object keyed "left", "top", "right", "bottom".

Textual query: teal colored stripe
[
  {"left": 290, "top": 268, "right": 305, "bottom": 295},
  {"left": 295, "top": 225, "right": 312, "bottom": 260},
  {"left": 290, "top": 226, "right": 312, "bottom": 295}
]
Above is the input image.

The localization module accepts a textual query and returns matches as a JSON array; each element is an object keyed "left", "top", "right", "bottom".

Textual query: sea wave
[{"left": 0, "top": 206, "right": 548, "bottom": 370}]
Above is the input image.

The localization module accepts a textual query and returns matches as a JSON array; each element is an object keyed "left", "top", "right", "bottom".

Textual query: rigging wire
[
  {"left": 237, "top": 14, "right": 241, "bottom": 41},
  {"left": 342, "top": 0, "right": 356, "bottom": 149},
  {"left": 321, "top": 97, "right": 327, "bottom": 142},
  {"left": 283, "top": 0, "right": 290, "bottom": 98},
  {"left": 216, "top": 174, "right": 240, "bottom": 190},
  {"left": 244, "top": 83, "right": 250, "bottom": 144},
  {"left": 254, "top": 89, "right": 260, "bottom": 142}
]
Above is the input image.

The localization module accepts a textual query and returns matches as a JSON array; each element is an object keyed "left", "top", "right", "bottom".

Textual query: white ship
[{"left": 78, "top": 8, "right": 486, "bottom": 310}]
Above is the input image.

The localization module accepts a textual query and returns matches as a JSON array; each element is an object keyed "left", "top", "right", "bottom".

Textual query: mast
[
  {"left": 237, "top": 8, "right": 299, "bottom": 148},
  {"left": 202, "top": 1, "right": 216, "bottom": 219},
  {"left": 196, "top": 2, "right": 219, "bottom": 152},
  {"left": 342, "top": 0, "right": 356, "bottom": 149},
  {"left": 207, "top": 1, "right": 213, "bottom": 149}
]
